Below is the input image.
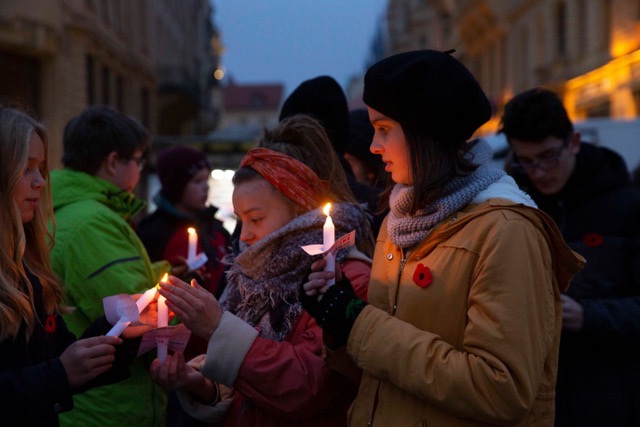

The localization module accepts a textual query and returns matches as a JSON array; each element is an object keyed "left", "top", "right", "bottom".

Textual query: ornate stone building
[
  {"left": 385, "top": 0, "right": 640, "bottom": 134},
  {"left": 0, "top": 0, "right": 221, "bottom": 169}
]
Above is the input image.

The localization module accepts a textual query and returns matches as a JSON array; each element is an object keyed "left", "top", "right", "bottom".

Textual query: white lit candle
[
  {"left": 106, "top": 319, "right": 131, "bottom": 337},
  {"left": 157, "top": 273, "right": 169, "bottom": 363},
  {"left": 136, "top": 286, "right": 157, "bottom": 313},
  {"left": 323, "top": 203, "right": 336, "bottom": 286},
  {"left": 187, "top": 227, "right": 197, "bottom": 262}
]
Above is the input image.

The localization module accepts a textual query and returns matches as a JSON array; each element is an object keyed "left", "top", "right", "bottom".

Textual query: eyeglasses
[
  {"left": 120, "top": 154, "right": 147, "bottom": 171},
  {"left": 131, "top": 156, "right": 147, "bottom": 171},
  {"left": 511, "top": 140, "right": 569, "bottom": 173}
]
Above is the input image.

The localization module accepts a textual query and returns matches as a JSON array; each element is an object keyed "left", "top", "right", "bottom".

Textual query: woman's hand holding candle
[
  {"left": 60, "top": 335, "right": 121, "bottom": 391},
  {"left": 150, "top": 352, "right": 218, "bottom": 403},
  {"left": 121, "top": 298, "right": 158, "bottom": 339},
  {"left": 302, "top": 257, "right": 343, "bottom": 298},
  {"left": 158, "top": 276, "right": 222, "bottom": 340}
]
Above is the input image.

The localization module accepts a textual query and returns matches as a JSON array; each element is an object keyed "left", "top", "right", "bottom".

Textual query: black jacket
[
  {"left": 511, "top": 143, "right": 640, "bottom": 426},
  {"left": 0, "top": 271, "right": 133, "bottom": 426}
]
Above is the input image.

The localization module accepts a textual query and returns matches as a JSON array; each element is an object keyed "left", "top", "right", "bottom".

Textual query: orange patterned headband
[{"left": 239, "top": 147, "right": 326, "bottom": 211}]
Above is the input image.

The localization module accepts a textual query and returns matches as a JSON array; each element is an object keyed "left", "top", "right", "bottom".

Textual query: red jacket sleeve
[
  {"left": 233, "top": 312, "right": 356, "bottom": 421},
  {"left": 341, "top": 258, "right": 371, "bottom": 301}
]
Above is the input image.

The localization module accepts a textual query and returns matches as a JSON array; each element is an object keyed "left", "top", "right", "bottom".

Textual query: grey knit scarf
[
  {"left": 388, "top": 139, "right": 505, "bottom": 249},
  {"left": 220, "top": 202, "right": 370, "bottom": 341}
]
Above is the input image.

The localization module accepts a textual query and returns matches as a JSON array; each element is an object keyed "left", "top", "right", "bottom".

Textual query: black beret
[
  {"left": 279, "top": 75, "right": 350, "bottom": 155},
  {"left": 363, "top": 50, "right": 492, "bottom": 143}
]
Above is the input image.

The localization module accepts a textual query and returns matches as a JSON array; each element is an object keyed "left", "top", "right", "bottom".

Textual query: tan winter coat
[{"left": 346, "top": 199, "right": 584, "bottom": 426}]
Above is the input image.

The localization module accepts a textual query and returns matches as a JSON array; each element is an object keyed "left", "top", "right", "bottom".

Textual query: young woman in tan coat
[{"left": 302, "top": 50, "right": 585, "bottom": 426}]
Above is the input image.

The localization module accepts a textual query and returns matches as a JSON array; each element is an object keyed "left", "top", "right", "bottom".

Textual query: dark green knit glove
[{"left": 311, "top": 276, "right": 367, "bottom": 347}]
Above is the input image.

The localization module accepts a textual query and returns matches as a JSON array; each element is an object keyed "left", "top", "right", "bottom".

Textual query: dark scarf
[
  {"left": 220, "top": 203, "right": 369, "bottom": 341},
  {"left": 388, "top": 139, "right": 505, "bottom": 248}
]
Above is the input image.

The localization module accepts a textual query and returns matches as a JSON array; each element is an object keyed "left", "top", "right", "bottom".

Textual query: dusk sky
[{"left": 213, "top": 1, "right": 388, "bottom": 97}]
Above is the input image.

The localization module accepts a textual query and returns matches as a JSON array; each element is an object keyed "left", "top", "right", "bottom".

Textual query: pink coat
[{"left": 180, "top": 256, "right": 371, "bottom": 427}]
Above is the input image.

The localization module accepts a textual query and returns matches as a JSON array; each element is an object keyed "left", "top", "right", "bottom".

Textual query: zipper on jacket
[
  {"left": 367, "top": 249, "right": 407, "bottom": 425},
  {"left": 368, "top": 381, "right": 382, "bottom": 426},
  {"left": 392, "top": 249, "right": 407, "bottom": 316}
]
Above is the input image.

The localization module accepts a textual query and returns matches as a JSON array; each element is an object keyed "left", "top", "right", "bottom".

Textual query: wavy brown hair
[{"left": 0, "top": 108, "right": 63, "bottom": 340}]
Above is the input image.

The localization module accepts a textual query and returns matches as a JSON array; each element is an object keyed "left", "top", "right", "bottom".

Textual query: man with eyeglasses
[
  {"left": 500, "top": 87, "right": 640, "bottom": 427},
  {"left": 49, "top": 105, "right": 169, "bottom": 426}
]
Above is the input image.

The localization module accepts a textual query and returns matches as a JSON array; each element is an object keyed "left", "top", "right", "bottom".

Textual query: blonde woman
[{"left": 0, "top": 107, "right": 130, "bottom": 426}]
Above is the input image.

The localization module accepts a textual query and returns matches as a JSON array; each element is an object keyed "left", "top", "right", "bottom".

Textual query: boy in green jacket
[{"left": 50, "top": 105, "right": 169, "bottom": 426}]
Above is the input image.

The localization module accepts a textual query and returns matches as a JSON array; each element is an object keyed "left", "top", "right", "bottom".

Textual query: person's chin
[{"left": 536, "top": 182, "right": 561, "bottom": 196}]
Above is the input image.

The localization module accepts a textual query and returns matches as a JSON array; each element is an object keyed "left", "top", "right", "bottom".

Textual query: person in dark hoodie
[
  {"left": 136, "top": 145, "right": 230, "bottom": 358},
  {"left": 137, "top": 145, "right": 229, "bottom": 303},
  {"left": 279, "top": 76, "right": 383, "bottom": 234},
  {"left": 501, "top": 87, "right": 640, "bottom": 427}
]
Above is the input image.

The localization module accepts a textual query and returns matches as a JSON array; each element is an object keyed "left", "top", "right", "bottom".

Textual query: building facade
[
  {"left": 385, "top": 0, "right": 640, "bottom": 134},
  {"left": 0, "top": 0, "right": 221, "bottom": 169}
]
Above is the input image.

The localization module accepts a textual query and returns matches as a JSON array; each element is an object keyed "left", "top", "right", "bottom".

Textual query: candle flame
[
  {"left": 155, "top": 273, "right": 169, "bottom": 289},
  {"left": 323, "top": 203, "right": 331, "bottom": 216},
  {"left": 188, "top": 227, "right": 196, "bottom": 235}
]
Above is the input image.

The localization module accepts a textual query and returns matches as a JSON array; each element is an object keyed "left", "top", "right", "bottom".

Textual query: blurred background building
[
  {"left": 0, "top": 0, "right": 223, "bottom": 173},
  {"left": 2, "top": 0, "right": 639, "bottom": 216},
  {"left": 383, "top": 0, "right": 640, "bottom": 134}
]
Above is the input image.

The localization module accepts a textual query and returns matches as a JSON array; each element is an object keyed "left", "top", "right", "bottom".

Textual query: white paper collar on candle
[
  {"left": 301, "top": 230, "right": 356, "bottom": 256},
  {"left": 103, "top": 294, "right": 144, "bottom": 336},
  {"left": 186, "top": 252, "right": 208, "bottom": 271}
]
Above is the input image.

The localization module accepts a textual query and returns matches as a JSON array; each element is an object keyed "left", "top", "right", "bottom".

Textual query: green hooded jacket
[{"left": 49, "top": 168, "right": 169, "bottom": 427}]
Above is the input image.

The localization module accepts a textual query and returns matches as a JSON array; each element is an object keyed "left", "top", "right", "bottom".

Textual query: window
[
  {"left": 86, "top": 55, "right": 95, "bottom": 105},
  {"left": 116, "top": 75, "right": 124, "bottom": 111},
  {"left": 555, "top": 1, "right": 567, "bottom": 58},
  {"left": 586, "top": 102, "right": 611, "bottom": 118},
  {"left": 0, "top": 52, "right": 40, "bottom": 115},
  {"left": 102, "top": 65, "right": 110, "bottom": 104},
  {"left": 577, "top": 0, "right": 587, "bottom": 55},
  {"left": 601, "top": 0, "right": 612, "bottom": 52},
  {"left": 141, "top": 87, "right": 150, "bottom": 128}
]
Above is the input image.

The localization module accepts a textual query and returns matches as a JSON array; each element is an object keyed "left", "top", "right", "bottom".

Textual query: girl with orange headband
[{"left": 151, "top": 120, "right": 372, "bottom": 426}]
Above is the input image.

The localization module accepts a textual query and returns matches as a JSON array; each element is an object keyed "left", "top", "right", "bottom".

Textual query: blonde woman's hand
[
  {"left": 60, "top": 335, "right": 121, "bottom": 391},
  {"left": 158, "top": 275, "right": 222, "bottom": 340}
]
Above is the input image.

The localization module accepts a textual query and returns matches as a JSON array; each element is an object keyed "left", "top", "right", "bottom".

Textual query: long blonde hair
[
  {"left": 259, "top": 114, "right": 375, "bottom": 256},
  {"left": 0, "top": 107, "right": 63, "bottom": 340}
]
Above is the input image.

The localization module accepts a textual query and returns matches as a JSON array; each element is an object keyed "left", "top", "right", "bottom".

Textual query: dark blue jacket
[{"left": 511, "top": 142, "right": 640, "bottom": 426}]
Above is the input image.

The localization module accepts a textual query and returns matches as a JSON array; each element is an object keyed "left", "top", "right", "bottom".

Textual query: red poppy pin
[
  {"left": 45, "top": 314, "right": 56, "bottom": 333},
  {"left": 583, "top": 232, "right": 604, "bottom": 248},
  {"left": 413, "top": 263, "right": 433, "bottom": 288}
]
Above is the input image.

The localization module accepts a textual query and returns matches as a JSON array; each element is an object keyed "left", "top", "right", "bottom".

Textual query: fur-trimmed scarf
[
  {"left": 388, "top": 139, "right": 505, "bottom": 248},
  {"left": 220, "top": 203, "right": 370, "bottom": 341}
]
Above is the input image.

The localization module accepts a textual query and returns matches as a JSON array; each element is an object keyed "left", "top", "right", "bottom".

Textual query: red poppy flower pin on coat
[
  {"left": 583, "top": 232, "right": 604, "bottom": 248},
  {"left": 413, "top": 263, "right": 433, "bottom": 288},
  {"left": 45, "top": 314, "right": 56, "bottom": 333}
]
